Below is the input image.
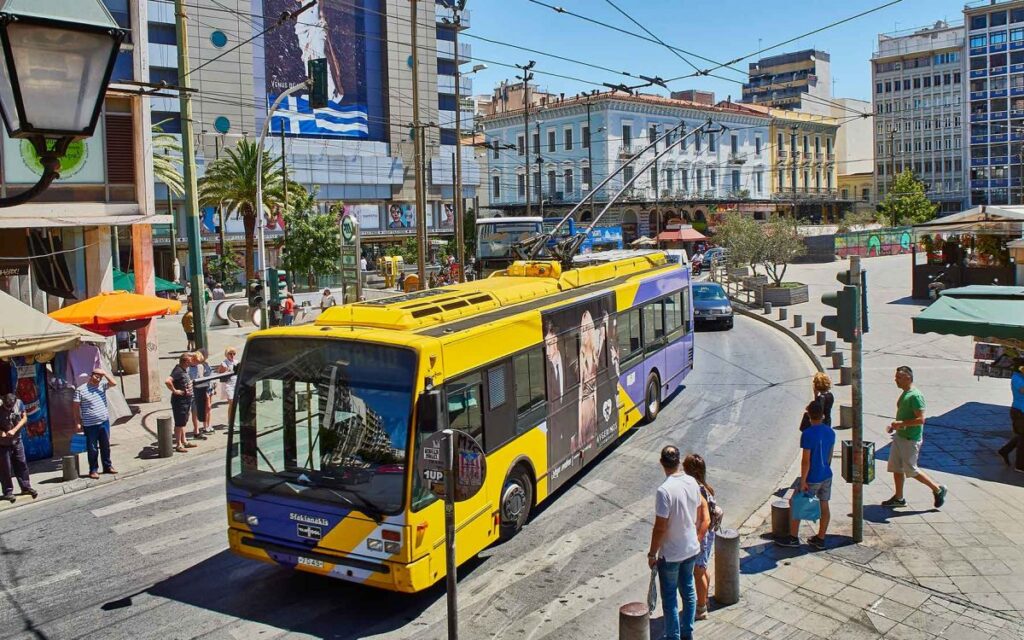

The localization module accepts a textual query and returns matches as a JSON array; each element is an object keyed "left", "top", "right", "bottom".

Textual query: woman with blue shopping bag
[{"left": 776, "top": 401, "right": 835, "bottom": 550}]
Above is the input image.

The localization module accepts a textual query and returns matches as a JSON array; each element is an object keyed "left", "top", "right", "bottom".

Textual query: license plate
[{"left": 297, "top": 556, "right": 325, "bottom": 569}]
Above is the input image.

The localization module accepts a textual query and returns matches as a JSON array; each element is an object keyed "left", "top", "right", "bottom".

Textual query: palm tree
[
  {"left": 152, "top": 120, "right": 183, "bottom": 196},
  {"left": 198, "top": 139, "right": 290, "bottom": 280}
]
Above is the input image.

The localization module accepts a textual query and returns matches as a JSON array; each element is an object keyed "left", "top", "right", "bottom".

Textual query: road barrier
[
  {"left": 825, "top": 339, "right": 836, "bottom": 356},
  {"left": 816, "top": 330, "right": 826, "bottom": 346},
  {"left": 62, "top": 455, "right": 79, "bottom": 482},
  {"left": 763, "top": 302, "right": 772, "bottom": 315},
  {"left": 771, "top": 499, "right": 791, "bottom": 538},
  {"left": 840, "top": 366, "right": 852, "bottom": 386},
  {"left": 618, "top": 602, "right": 649, "bottom": 640},
  {"left": 840, "top": 404, "right": 853, "bottom": 430},
  {"left": 832, "top": 352, "right": 845, "bottom": 369},
  {"left": 778, "top": 308, "right": 788, "bottom": 322},
  {"left": 157, "top": 416, "right": 174, "bottom": 458},
  {"left": 714, "top": 529, "right": 741, "bottom": 605},
  {"left": 805, "top": 321, "right": 816, "bottom": 337},
  {"left": 793, "top": 314, "right": 803, "bottom": 329}
]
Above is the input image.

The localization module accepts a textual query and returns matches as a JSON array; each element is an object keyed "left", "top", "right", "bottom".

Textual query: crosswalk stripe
[
  {"left": 134, "top": 520, "right": 225, "bottom": 555},
  {"left": 110, "top": 496, "right": 225, "bottom": 535},
  {"left": 91, "top": 476, "right": 223, "bottom": 518},
  {"left": 2, "top": 570, "right": 82, "bottom": 595}
]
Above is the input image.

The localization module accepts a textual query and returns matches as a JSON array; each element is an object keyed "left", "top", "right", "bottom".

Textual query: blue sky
[{"left": 467, "top": 0, "right": 969, "bottom": 105}]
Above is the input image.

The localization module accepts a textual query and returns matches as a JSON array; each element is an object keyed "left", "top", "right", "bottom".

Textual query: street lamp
[{"left": 0, "top": 0, "right": 126, "bottom": 207}]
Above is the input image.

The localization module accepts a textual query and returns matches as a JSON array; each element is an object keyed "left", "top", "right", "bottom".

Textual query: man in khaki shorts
[{"left": 882, "top": 366, "right": 948, "bottom": 509}]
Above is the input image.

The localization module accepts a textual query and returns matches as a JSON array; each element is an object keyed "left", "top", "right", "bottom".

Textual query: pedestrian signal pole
[{"left": 849, "top": 255, "right": 864, "bottom": 543}]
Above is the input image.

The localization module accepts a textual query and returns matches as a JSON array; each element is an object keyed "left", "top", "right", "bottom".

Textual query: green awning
[
  {"left": 112, "top": 269, "right": 183, "bottom": 294},
  {"left": 913, "top": 286, "right": 1024, "bottom": 340}
]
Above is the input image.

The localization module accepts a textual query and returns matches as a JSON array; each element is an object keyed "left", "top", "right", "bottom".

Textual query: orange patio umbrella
[{"left": 49, "top": 291, "right": 182, "bottom": 336}]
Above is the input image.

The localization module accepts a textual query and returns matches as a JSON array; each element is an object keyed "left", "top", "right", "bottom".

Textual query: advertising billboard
[{"left": 263, "top": 0, "right": 385, "bottom": 140}]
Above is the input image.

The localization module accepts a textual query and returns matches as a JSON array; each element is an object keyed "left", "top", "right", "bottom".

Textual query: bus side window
[
  {"left": 484, "top": 360, "right": 518, "bottom": 452},
  {"left": 643, "top": 300, "right": 665, "bottom": 346},
  {"left": 680, "top": 288, "right": 692, "bottom": 334},
  {"left": 514, "top": 349, "right": 546, "bottom": 435},
  {"left": 664, "top": 295, "right": 683, "bottom": 337},
  {"left": 447, "top": 373, "right": 484, "bottom": 445},
  {"left": 617, "top": 307, "right": 643, "bottom": 367}
]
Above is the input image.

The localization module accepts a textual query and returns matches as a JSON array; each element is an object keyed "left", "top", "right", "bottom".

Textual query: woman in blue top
[{"left": 998, "top": 357, "right": 1024, "bottom": 472}]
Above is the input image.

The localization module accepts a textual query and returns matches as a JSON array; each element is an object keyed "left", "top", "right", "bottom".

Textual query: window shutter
[{"left": 105, "top": 113, "right": 135, "bottom": 184}]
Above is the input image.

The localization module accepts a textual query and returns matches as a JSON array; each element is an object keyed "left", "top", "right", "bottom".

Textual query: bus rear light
[{"left": 382, "top": 529, "right": 401, "bottom": 542}]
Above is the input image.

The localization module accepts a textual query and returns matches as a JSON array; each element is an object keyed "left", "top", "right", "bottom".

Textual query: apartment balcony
[
  {"left": 1013, "top": 41, "right": 1024, "bottom": 51},
  {"left": 435, "top": 4, "right": 471, "bottom": 27},
  {"left": 991, "top": 43, "right": 1008, "bottom": 53},
  {"left": 971, "top": 112, "right": 988, "bottom": 122},
  {"left": 437, "top": 75, "right": 473, "bottom": 95},
  {"left": 992, "top": 178, "right": 1010, "bottom": 188},
  {"left": 971, "top": 179, "right": 989, "bottom": 188},
  {"left": 971, "top": 157, "right": 988, "bottom": 166},
  {"left": 992, "top": 89, "right": 1009, "bottom": 98},
  {"left": 992, "top": 133, "right": 1009, "bottom": 142},
  {"left": 992, "top": 65, "right": 1008, "bottom": 75},
  {"left": 970, "top": 91, "right": 988, "bottom": 100},
  {"left": 991, "top": 156, "right": 1010, "bottom": 165},
  {"left": 618, "top": 144, "right": 635, "bottom": 158},
  {"left": 971, "top": 134, "right": 989, "bottom": 144},
  {"left": 727, "top": 153, "right": 746, "bottom": 164},
  {"left": 1012, "top": 109, "right": 1024, "bottom": 118},
  {"left": 970, "top": 47, "right": 987, "bottom": 56},
  {"left": 435, "top": 40, "right": 471, "bottom": 63},
  {"left": 971, "top": 69, "right": 987, "bottom": 79},
  {"left": 1012, "top": 86, "right": 1024, "bottom": 96},
  {"left": 825, "top": 154, "right": 835, "bottom": 164},
  {"left": 1014, "top": 63, "right": 1024, "bottom": 73},
  {"left": 777, "top": 150, "right": 788, "bottom": 161},
  {"left": 991, "top": 110, "right": 1009, "bottom": 120}
]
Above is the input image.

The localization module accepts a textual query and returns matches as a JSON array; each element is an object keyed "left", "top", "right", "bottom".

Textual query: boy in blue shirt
[{"left": 777, "top": 401, "right": 836, "bottom": 550}]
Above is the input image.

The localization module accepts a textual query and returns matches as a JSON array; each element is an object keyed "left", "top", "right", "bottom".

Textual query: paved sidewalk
[
  {"left": 695, "top": 254, "right": 1024, "bottom": 639},
  {"left": 2, "top": 287, "right": 400, "bottom": 511}
]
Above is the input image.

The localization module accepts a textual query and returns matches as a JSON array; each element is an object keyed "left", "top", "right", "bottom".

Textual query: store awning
[
  {"left": 912, "top": 286, "right": 1024, "bottom": 340},
  {"left": 656, "top": 228, "right": 707, "bottom": 243},
  {"left": 0, "top": 291, "right": 105, "bottom": 359},
  {"left": 912, "top": 206, "right": 1024, "bottom": 236},
  {"left": 112, "top": 269, "right": 183, "bottom": 294}
]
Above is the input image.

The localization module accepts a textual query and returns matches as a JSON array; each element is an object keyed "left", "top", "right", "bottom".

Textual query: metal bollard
[
  {"left": 62, "top": 454, "right": 79, "bottom": 482},
  {"left": 839, "top": 405, "right": 853, "bottom": 430},
  {"left": 805, "top": 321, "right": 816, "bottom": 337},
  {"left": 840, "top": 366, "right": 852, "bottom": 386},
  {"left": 825, "top": 340, "right": 836, "bottom": 357},
  {"left": 778, "top": 308, "right": 788, "bottom": 322},
  {"left": 771, "top": 499, "right": 791, "bottom": 538},
  {"left": 792, "top": 314, "right": 803, "bottom": 329},
  {"left": 763, "top": 302, "right": 772, "bottom": 315},
  {"left": 714, "top": 529, "right": 741, "bottom": 606},
  {"left": 832, "top": 352, "right": 845, "bottom": 369},
  {"left": 816, "top": 330, "right": 826, "bottom": 346},
  {"left": 157, "top": 416, "right": 174, "bottom": 458},
  {"left": 619, "top": 602, "right": 649, "bottom": 640}
]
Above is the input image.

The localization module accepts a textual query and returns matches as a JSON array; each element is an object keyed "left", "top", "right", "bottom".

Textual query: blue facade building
[{"left": 481, "top": 93, "right": 772, "bottom": 241}]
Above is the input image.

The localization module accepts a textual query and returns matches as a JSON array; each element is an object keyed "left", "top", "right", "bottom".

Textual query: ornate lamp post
[{"left": 0, "top": 0, "right": 126, "bottom": 207}]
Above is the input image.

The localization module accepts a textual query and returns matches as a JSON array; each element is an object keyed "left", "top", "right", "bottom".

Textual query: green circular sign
[
  {"left": 341, "top": 215, "right": 357, "bottom": 242},
  {"left": 20, "top": 139, "right": 87, "bottom": 178}
]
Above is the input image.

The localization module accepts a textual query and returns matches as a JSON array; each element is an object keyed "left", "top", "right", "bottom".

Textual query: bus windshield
[
  {"left": 229, "top": 338, "right": 416, "bottom": 516},
  {"left": 477, "top": 221, "right": 543, "bottom": 259}
]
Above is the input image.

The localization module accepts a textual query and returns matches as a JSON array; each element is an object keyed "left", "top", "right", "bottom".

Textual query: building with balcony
[
  {"left": 871, "top": 21, "right": 967, "bottom": 214},
  {"left": 741, "top": 49, "right": 832, "bottom": 110},
  {"left": 145, "top": 0, "right": 482, "bottom": 279},
  {"left": 480, "top": 91, "right": 772, "bottom": 241},
  {"left": 964, "top": 0, "right": 1024, "bottom": 206}
]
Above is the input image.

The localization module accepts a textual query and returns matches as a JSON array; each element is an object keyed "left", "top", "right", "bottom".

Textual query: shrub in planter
[{"left": 755, "top": 282, "right": 809, "bottom": 306}]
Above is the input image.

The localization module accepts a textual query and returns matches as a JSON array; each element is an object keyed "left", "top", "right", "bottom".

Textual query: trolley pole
[
  {"left": 451, "top": 1, "right": 467, "bottom": 281},
  {"left": 851, "top": 254, "right": 864, "bottom": 543}
]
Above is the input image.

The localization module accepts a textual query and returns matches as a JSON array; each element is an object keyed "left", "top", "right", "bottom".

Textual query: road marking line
[
  {"left": 92, "top": 476, "right": 223, "bottom": 518},
  {"left": 110, "top": 496, "right": 225, "bottom": 535},
  {"left": 134, "top": 520, "right": 225, "bottom": 555},
  {"left": 2, "top": 570, "right": 82, "bottom": 595}
]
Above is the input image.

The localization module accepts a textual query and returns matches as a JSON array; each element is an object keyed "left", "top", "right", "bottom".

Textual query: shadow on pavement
[
  {"left": 862, "top": 504, "right": 933, "bottom": 524},
  {"left": 143, "top": 550, "right": 445, "bottom": 639}
]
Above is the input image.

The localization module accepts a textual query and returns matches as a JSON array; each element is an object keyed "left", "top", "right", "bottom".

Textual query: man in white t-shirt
[{"left": 648, "top": 445, "right": 707, "bottom": 640}]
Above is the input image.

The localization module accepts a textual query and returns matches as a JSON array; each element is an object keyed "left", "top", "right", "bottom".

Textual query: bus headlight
[
  {"left": 367, "top": 538, "right": 384, "bottom": 552},
  {"left": 384, "top": 541, "right": 401, "bottom": 555}
]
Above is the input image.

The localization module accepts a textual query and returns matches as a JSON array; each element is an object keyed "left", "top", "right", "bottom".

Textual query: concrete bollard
[
  {"left": 778, "top": 308, "right": 788, "bottom": 322},
  {"left": 763, "top": 302, "right": 772, "bottom": 315},
  {"left": 157, "top": 416, "right": 174, "bottom": 458},
  {"left": 805, "top": 321, "right": 816, "bottom": 337},
  {"left": 771, "top": 499, "right": 791, "bottom": 538},
  {"left": 714, "top": 529, "right": 741, "bottom": 606},
  {"left": 832, "top": 352, "right": 845, "bottom": 369},
  {"left": 825, "top": 340, "right": 836, "bottom": 357},
  {"left": 618, "top": 602, "right": 649, "bottom": 640},
  {"left": 839, "top": 405, "right": 853, "bottom": 430},
  {"left": 816, "top": 330, "right": 826, "bottom": 346},
  {"left": 62, "top": 454, "right": 79, "bottom": 482},
  {"left": 840, "top": 366, "right": 852, "bottom": 386},
  {"left": 792, "top": 314, "right": 803, "bottom": 329}
]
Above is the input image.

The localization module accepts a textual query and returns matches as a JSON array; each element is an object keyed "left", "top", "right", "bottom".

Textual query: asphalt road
[{"left": 0, "top": 314, "right": 814, "bottom": 640}]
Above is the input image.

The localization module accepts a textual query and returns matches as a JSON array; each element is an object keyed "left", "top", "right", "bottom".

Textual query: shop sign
[
  {"left": 3, "top": 124, "right": 105, "bottom": 184},
  {"left": 0, "top": 262, "right": 29, "bottom": 277}
]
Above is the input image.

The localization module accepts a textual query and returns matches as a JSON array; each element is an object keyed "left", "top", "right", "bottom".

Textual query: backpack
[{"left": 702, "top": 485, "right": 724, "bottom": 533}]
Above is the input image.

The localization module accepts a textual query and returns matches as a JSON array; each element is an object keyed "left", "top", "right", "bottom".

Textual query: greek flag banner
[{"left": 268, "top": 95, "right": 369, "bottom": 138}]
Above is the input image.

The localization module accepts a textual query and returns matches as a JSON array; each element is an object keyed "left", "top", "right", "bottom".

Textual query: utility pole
[
  {"left": 888, "top": 125, "right": 896, "bottom": 224},
  {"left": 850, "top": 254, "right": 864, "bottom": 543},
  {"left": 537, "top": 120, "right": 544, "bottom": 219},
  {"left": 516, "top": 60, "right": 536, "bottom": 216},
  {"left": 280, "top": 121, "right": 290, "bottom": 289},
  {"left": 167, "top": 188, "right": 179, "bottom": 283},
  {"left": 451, "top": 0, "right": 467, "bottom": 281},
  {"left": 214, "top": 138, "right": 226, "bottom": 273},
  {"left": 175, "top": 0, "right": 207, "bottom": 352},
  {"left": 410, "top": 0, "right": 427, "bottom": 288}
]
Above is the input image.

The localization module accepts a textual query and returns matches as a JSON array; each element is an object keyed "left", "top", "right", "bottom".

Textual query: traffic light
[
  {"left": 821, "top": 285, "right": 858, "bottom": 343},
  {"left": 308, "top": 58, "right": 328, "bottom": 109},
  {"left": 246, "top": 279, "right": 263, "bottom": 308},
  {"left": 836, "top": 268, "right": 869, "bottom": 334},
  {"left": 266, "top": 267, "right": 282, "bottom": 304}
]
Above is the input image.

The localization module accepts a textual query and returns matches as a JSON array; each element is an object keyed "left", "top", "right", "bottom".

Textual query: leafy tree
[
  {"left": 206, "top": 244, "right": 242, "bottom": 288},
  {"left": 879, "top": 170, "right": 937, "bottom": 226},
  {"left": 836, "top": 210, "right": 877, "bottom": 233},
  {"left": 152, "top": 120, "right": 183, "bottom": 196},
  {"left": 716, "top": 212, "right": 761, "bottom": 269},
  {"left": 760, "top": 214, "right": 805, "bottom": 287},
  {"left": 198, "top": 139, "right": 296, "bottom": 280},
  {"left": 280, "top": 188, "right": 340, "bottom": 287}
]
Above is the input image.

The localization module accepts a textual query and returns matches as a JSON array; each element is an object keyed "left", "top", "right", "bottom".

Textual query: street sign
[
  {"left": 339, "top": 213, "right": 362, "bottom": 304},
  {"left": 418, "top": 429, "right": 486, "bottom": 502}
]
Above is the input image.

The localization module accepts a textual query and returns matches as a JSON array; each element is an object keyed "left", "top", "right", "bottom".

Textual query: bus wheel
[
  {"left": 645, "top": 374, "right": 661, "bottom": 423},
  {"left": 499, "top": 466, "right": 533, "bottom": 540}
]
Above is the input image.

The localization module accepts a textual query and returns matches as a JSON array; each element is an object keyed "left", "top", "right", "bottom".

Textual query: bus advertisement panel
[{"left": 543, "top": 293, "right": 620, "bottom": 491}]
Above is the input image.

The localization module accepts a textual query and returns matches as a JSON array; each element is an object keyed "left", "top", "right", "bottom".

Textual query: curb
[{"left": 734, "top": 305, "right": 826, "bottom": 374}]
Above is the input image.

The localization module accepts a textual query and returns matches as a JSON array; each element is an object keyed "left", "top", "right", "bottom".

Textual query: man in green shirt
[{"left": 882, "top": 366, "right": 948, "bottom": 509}]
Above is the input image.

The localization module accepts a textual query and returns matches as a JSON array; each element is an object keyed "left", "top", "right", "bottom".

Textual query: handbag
[
  {"left": 791, "top": 491, "right": 821, "bottom": 522},
  {"left": 647, "top": 565, "right": 659, "bottom": 615},
  {"left": 69, "top": 433, "right": 88, "bottom": 454}
]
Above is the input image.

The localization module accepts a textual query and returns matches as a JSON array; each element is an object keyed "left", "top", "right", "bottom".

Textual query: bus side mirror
[{"left": 417, "top": 389, "right": 445, "bottom": 434}]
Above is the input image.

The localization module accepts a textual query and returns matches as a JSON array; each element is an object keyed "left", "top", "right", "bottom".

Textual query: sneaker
[
  {"left": 1, "top": 494, "right": 14, "bottom": 503},
  {"left": 807, "top": 535, "right": 826, "bottom": 550},
  {"left": 774, "top": 535, "right": 800, "bottom": 548},
  {"left": 881, "top": 496, "right": 907, "bottom": 507},
  {"left": 934, "top": 485, "right": 948, "bottom": 509},
  {"left": 20, "top": 488, "right": 37, "bottom": 499}
]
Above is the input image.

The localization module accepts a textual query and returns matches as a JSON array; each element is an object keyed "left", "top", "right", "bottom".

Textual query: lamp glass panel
[
  {"left": 0, "top": 48, "right": 20, "bottom": 133},
  {"left": 7, "top": 23, "right": 116, "bottom": 133}
]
